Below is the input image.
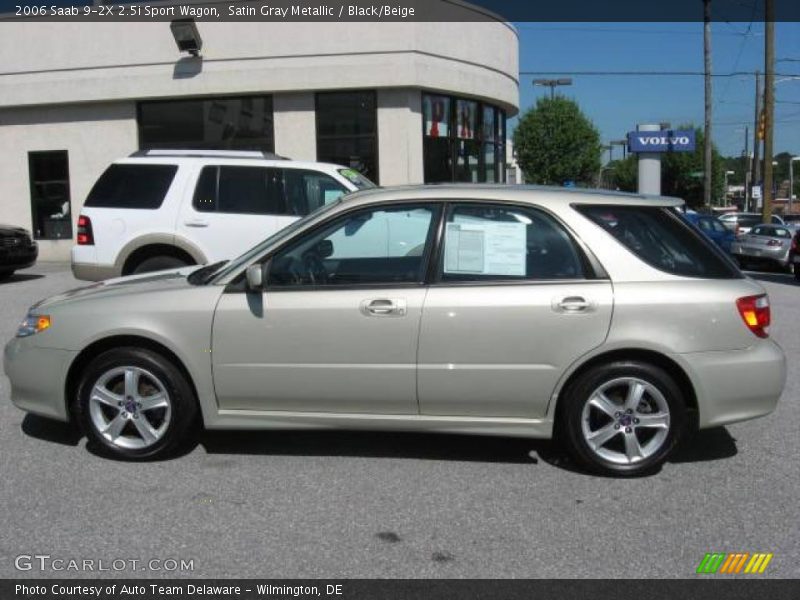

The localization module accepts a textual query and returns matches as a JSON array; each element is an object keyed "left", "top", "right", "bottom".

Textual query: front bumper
[
  {"left": 676, "top": 340, "right": 786, "bottom": 429},
  {"left": 4, "top": 336, "right": 75, "bottom": 421},
  {"left": 0, "top": 244, "right": 37, "bottom": 271}
]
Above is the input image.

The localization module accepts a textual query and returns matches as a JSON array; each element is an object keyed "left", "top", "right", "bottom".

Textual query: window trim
[{"left": 429, "top": 201, "right": 600, "bottom": 286}]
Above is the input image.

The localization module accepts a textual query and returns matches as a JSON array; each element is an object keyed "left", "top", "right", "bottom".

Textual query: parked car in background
[
  {"left": 7, "top": 185, "right": 786, "bottom": 477},
  {"left": 718, "top": 212, "right": 784, "bottom": 237},
  {"left": 0, "top": 225, "right": 38, "bottom": 280},
  {"left": 71, "top": 150, "right": 375, "bottom": 281},
  {"left": 731, "top": 223, "right": 796, "bottom": 272},
  {"left": 683, "top": 212, "right": 735, "bottom": 253},
  {"left": 789, "top": 228, "right": 800, "bottom": 281},
  {"left": 780, "top": 214, "right": 800, "bottom": 226}
]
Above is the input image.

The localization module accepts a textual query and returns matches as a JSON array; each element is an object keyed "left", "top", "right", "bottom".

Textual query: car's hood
[
  {"left": 31, "top": 266, "right": 201, "bottom": 310},
  {"left": 0, "top": 224, "right": 30, "bottom": 236}
]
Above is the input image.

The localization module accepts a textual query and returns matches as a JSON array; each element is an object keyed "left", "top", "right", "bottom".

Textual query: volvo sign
[{"left": 627, "top": 129, "right": 696, "bottom": 153}]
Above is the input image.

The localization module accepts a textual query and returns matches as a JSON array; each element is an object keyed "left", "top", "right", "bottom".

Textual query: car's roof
[{"left": 341, "top": 184, "right": 684, "bottom": 207}]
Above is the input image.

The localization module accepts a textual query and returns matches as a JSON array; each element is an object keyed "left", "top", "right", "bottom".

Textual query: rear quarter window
[
  {"left": 85, "top": 164, "right": 177, "bottom": 209},
  {"left": 576, "top": 205, "right": 740, "bottom": 279}
]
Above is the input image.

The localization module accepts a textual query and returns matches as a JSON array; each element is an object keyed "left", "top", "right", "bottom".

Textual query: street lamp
[
  {"left": 533, "top": 78, "right": 573, "bottom": 99},
  {"left": 724, "top": 170, "right": 735, "bottom": 206}
]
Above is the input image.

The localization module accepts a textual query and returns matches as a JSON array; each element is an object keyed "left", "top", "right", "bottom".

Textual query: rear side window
[
  {"left": 85, "top": 164, "right": 177, "bottom": 209},
  {"left": 193, "top": 166, "right": 285, "bottom": 215},
  {"left": 576, "top": 205, "right": 740, "bottom": 279}
]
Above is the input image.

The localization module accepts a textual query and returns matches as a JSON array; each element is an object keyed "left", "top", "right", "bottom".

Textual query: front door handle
[
  {"left": 360, "top": 298, "right": 407, "bottom": 317},
  {"left": 554, "top": 296, "right": 591, "bottom": 312},
  {"left": 184, "top": 219, "right": 209, "bottom": 228}
]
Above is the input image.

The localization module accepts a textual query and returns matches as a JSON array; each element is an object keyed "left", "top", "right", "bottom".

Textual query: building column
[
  {"left": 377, "top": 88, "right": 424, "bottom": 186},
  {"left": 273, "top": 92, "right": 316, "bottom": 161}
]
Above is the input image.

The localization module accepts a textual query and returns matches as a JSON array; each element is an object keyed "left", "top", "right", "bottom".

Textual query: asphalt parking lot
[{"left": 0, "top": 263, "right": 797, "bottom": 579}]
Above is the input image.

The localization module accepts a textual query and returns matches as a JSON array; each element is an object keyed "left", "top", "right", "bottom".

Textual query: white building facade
[{"left": 0, "top": 8, "right": 518, "bottom": 261}]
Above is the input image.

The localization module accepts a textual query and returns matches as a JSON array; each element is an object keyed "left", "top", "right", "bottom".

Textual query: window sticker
[{"left": 444, "top": 221, "right": 526, "bottom": 276}]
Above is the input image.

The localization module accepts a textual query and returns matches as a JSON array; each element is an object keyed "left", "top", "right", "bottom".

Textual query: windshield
[
  {"left": 208, "top": 199, "right": 343, "bottom": 283},
  {"left": 337, "top": 168, "right": 376, "bottom": 190}
]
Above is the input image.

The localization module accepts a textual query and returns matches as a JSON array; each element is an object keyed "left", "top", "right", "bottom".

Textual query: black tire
[
  {"left": 0, "top": 270, "right": 14, "bottom": 281},
  {"left": 75, "top": 347, "right": 198, "bottom": 460},
  {"left": 559, "top": 361, "right": 686, "bottom": 477},
  {"left": 132, "top": 255, "right": 191, "bottom": 274},
  {"left": 794, "top": 266, "right": 800, "bottom": 281}
]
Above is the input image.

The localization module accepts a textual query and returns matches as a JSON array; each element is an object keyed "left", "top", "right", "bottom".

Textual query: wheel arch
[
  {"left": 65, "top": 335, "right": 201, "bottom": 424},
  {"left": 116, "top": 235, "right": 207, "bottom": 276},
  {"left": 550, "top": 348, "right": 699, "bottom": 430}
]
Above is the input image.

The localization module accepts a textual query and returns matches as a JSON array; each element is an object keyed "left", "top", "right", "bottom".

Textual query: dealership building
[{"left": 0, "top": 5, "right": 519, "bottom": 261}]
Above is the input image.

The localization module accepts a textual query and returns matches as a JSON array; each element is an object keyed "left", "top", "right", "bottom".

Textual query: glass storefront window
[
  {"left": 138, "top": 95, "right": 274, "bottom": 152},
  {"left": 422, "top": 94, "right": 506, "bottom": 184},
  {"left": 28, "top": 151, "right": 72, "bottom": 240},
  {"left": 316, "top": 91, "right": 379, "bottom": 183}
]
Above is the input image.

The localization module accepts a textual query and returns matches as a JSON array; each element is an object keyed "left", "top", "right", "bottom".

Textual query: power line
[{"left": 520, "top": 70, "right": 800, "bottom": 77}]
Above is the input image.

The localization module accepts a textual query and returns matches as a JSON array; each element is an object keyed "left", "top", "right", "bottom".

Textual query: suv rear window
[
  {"left": 576, "top": 205, "right": 740, "bottom": 279},
  {"left": 85, "top": 164, "right": 177, "bottom": 209}
]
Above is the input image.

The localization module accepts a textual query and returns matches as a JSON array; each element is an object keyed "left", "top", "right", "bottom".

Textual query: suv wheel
[
  {"left": 560, "top": 361, "right": 686, "bottom": 477},
  {"left": 132, "top": 255, "right": 191, "bottom": 274},
  {"left": 75, "top": 347, "right": 198, "bottom": 460}
]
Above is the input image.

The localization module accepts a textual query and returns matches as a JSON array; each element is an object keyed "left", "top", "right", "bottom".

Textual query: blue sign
[{"left": 627, "top": 129, "right": 696, "bottom": 153}]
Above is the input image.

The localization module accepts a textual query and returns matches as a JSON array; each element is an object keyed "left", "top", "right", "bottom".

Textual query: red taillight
[
  {"left": 792, "top": 235, "right": 798, "bottom": 251},
  {"left": 77, "top": 215, "right": 94, "bottom": 245},
  {"left": 736, "top": 294, "right": 770, "bottom": 338}
]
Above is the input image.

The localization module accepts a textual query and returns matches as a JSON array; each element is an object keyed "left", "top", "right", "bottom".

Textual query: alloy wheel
[
  {"left": 580, "top": 377, "right": 671, "bottom": 465},
  {"left": 88, "top": 366, "right": 172, "bottom": 450}
]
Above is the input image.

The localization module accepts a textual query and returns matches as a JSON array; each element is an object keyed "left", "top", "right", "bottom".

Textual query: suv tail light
[
  {"left": 791, "top": 234, "right": 798, "bottom": 251},
  {"left": 77, "top": 215, "right": 94, "bottom": 245},
  {"left": 736, "top": 294, "right": 770, "bottom": 338}
]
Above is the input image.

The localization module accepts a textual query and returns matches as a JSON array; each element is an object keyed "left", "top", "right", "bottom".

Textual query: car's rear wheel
[
  {"left": 75, "top": 347, "right": 198, "bottom": 460},
  {"left": 0, "top": 270, "right": 14, "bottom": 281},
  {"left": 132, "top": 255, "right": 191, "bottom": 274},
  {"left": 560, "top": 361, "right": 686, "bottom": 477}
]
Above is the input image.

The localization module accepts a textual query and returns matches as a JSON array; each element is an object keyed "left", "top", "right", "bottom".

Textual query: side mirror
[
  {"left": 245, "top": 264, "right": 264, "bottom": 291},
  {"left": 316, "top": 239, "right": 334, "bottom": 258}
]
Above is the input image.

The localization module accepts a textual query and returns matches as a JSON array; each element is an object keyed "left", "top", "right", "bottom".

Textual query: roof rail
[{"left": 128, "top": 149, "right": 290, "bottom": 160}]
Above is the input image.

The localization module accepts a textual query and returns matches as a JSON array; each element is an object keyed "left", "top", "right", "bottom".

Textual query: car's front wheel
[
  {"left": 560, "top": 361, "right": 686, "bottom": 477},
  {"left": 75, "top": 347, "right": 198, "bottom": 460}
]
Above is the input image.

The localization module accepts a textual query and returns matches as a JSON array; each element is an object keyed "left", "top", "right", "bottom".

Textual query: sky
[{"left": 511, "top": 22, "right": 800, "bottom": 162}]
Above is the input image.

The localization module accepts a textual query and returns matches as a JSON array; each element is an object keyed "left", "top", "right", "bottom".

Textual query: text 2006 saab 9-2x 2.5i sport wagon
[{"left": 4, "top": 185, "right": 787, "bottom": 476}]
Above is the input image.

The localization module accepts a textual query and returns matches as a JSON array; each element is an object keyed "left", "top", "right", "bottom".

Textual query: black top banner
[{"left": 2, "top": 0, "right": 800, "bottom": 22}]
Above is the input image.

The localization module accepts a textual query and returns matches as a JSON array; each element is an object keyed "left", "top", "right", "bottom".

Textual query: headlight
[{"left": 16, "top": 314, "right": 51, "bottom": 337}]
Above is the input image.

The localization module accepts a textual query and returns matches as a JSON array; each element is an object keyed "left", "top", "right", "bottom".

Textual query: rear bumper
[
  {"left": 71, "top": 262, "right": 119, "bottom": 281},
  {"left": 676, "top": 340, "right": 786, "bottom": 429}
]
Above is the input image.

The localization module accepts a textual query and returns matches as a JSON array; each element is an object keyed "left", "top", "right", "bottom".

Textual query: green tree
[
  {"left": 661, "top": 127, "right": 724, "bottom": 208},
  {"left": 606, "top": 155, "right": 638, "bottom": 192},
  {"left": 513, "top": 96, "right": 602, "bottom": 186}
]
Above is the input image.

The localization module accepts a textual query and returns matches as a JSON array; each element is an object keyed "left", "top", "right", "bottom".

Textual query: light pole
[
  {"left": 610, "top": 139, "right": 628, "bottom": 160},
  {"left": 724, "top": 170, "right": 735, "bottom": 206},
  {"left": 790, "top": 156, "right": 800, "bottom": 214},
  {"left": 533, "top": 78, "right": 573, "bottom": 99}
]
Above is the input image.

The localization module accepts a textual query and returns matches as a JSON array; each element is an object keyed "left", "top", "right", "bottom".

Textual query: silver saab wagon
[{"left": 5, "top": 185, "right": 786, "bottom": 476}]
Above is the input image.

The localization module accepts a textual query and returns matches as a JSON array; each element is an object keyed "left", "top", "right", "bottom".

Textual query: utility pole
[
  {"left": 751, "top": 70, "right": 762, "bottom": 212},
  {"left": 763, "top": 0, "right": 775, "bottom": 224},
  {"left": 743, "top": 125, "right": 750, "bottom": 209},
  {"left": 703, "top": 0, "right": 713, "bottom": 207}
]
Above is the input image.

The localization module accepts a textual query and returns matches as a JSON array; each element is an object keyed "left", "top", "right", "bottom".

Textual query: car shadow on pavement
[
  {"left": 0, "top": 273, "right": 44, "bottom": 284},
  {"left": 21, "top": 414, "right": 82, "bottom": 446},
  {"left": 748, "top": 272, "right": 800, "bottom": 287}
]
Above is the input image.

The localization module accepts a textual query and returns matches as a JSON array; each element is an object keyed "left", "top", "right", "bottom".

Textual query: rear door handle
[
  {"left": 360, "top": 298, "right": 407, "bottom": 317},
  {"left": 553, "top": 296, "right": 592, "bottom": 312},
  {"left": 184, "top": 219, "right": 209, "bottom": 228}
]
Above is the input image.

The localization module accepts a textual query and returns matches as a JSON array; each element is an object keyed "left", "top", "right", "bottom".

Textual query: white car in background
[{"left": 71, "top": 150, "right": 374, "bottom": 281}]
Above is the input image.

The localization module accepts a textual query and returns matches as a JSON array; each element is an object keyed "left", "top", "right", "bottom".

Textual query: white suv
[{"left": 71, "top": 150, "right": 374, "bottom": 281}]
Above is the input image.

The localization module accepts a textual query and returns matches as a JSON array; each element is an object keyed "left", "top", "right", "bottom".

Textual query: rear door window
[
  {"left": 576, "top": 205, "right": 740, "bottom": 279},
  {"left": 85, "top": 164, "right": 177, "bottom": 209},
  {"left": 193, "top": 166, "right": 285, "bottom": 215}
]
